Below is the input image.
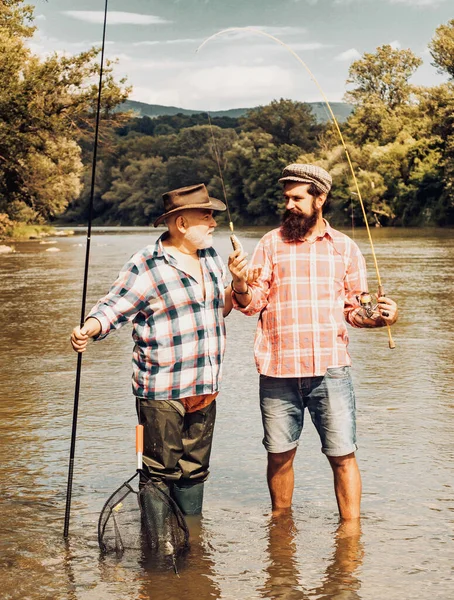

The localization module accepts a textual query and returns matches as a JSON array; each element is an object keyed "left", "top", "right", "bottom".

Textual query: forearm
[
  {"left": 83, "top": 316, "right": 102, "bottom": 338},
  {"left": 231, "top": 280, "right": 252, "bottom": 308},
  {"left": 223, "top": 284, "right": 233, "bottom": 316}
]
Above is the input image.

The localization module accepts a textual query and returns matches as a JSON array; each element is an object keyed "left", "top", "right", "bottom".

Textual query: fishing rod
[
  {"left": 63, "top": 0, "right": 109, "bottom": 539},
  {"left": 206, "top": 113, "right": 243, "bottom": 252},
  {"left": 197, "top": 28, "right": 395, "bottom": 349}
]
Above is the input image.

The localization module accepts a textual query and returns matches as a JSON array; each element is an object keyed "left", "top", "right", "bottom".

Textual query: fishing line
[
  {"left": 64, "top": 0, "right": 110, "bottom": 539},
  {"left": 206, "top": 112, "right": 242, "bottom": 250},
  {"left": 197, "top": 27, "right": 395, "bottom": 348}
]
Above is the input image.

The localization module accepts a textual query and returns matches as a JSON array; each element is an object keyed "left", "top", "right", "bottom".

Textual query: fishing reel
[{"left": 356, "top": 292, "right": 381, "bottom": 320}]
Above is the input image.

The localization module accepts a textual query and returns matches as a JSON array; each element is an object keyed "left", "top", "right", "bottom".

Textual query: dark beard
[{"left": 280, "top": 206, "right": 319, "bottom": 243}]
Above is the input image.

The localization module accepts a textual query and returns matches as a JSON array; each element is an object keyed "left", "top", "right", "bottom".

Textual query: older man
[
  {"left": 230, "top": 164, "right": 398, "bottom": 519},
  {"left": 71, "top": 183, "right": 245, "bottom": 515}
]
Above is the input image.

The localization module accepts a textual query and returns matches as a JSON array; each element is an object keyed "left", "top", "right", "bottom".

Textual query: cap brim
[
  {"left": 278, "top": 176, "right": 314, "bottom": 184},
  {"left": 153, "top": 197, "right": 227, "bottom": 227}
]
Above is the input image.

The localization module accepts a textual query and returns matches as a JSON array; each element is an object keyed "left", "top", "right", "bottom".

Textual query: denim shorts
[{"left": 259, "top": 367, "right": 357, "bottom": 456}]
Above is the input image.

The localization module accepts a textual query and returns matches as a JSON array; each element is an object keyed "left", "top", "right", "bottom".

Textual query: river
[{"left": 0, "top": 226, "right": 452, "bottom": 599}]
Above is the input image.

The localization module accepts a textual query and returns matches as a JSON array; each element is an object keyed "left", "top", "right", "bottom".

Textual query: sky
[{"left": 28, "top": 0, "right": 453, "bottom": 111}]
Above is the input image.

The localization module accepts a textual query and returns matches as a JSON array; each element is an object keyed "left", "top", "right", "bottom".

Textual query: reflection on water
[
  {"left": 261, "top": 511, "right": 363, "bottom": 600},
  {"left": 0, "top": 227, "right": 453, "bottom": 599}
]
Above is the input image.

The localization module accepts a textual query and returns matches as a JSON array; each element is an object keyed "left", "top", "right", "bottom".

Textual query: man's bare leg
[
  {"left": 267, "top": 448, "right": 297, "bottom": 511},
  {"left": 327, "top": 452, "right": 362, "bottom": 519}
]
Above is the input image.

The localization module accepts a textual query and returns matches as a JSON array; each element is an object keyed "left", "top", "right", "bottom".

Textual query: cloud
[
  {"left": 291, "top": 42, "right": 333, "bottom": 51},
  {"left": 335, "top": 48, "right": 361, "bottom": 62},
  {"left": 134, "top": 38, "right": 203, "bottom": 47},
  {"left": 250, "top": 26, "right": 307, "bottom": 36},
  {"left": 26, "top": 30, "right": 116, "bottom": 60},
  {"left": 310, "top": 0, "right": 447, "bottom": 5},
  {"left": 138, "top": 62, "right": 345, "bottom": 109},
  {"left": 183, "top": 65, "right": 295, "bottom": 102},
  {"left": 35, "top": 14, "right": 46, "bottom": 21},
  {"left": 112, "top": 56, "right": 192, "bottom": 71},
  {"left": 388, "top": 0, "right": 446, "bottom": 6},
  {"left": 63, "top": 11, "right": 171, "bottom": 26},
  {"left": 389, "top": 40, "right": 401, "bottom": 49}
]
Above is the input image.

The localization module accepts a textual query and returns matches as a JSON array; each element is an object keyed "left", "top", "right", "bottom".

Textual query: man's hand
[
  {"left": 70, "top": 317, "right": 102, "bottom": 353},
  {"left": 228, "top": 249, "right": 262, "bottom": 289},
  {"left": 246, "top": 266, "right": 262, "bottom": 286},
  {"left": 353, "top": 295, "right": 398, "bottom": 328},
  {"left": 228, "top": 248, "right": 249, "bottom": 291},
  {"left": 376, "top": 296, "right": 398, "bottom": 326}
]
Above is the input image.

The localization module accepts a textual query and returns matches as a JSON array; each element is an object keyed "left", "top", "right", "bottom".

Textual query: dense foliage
[
  {"left": 1, "top": 2, "right": 453, "bottom": 233},
  {"left": 65, "top": 24, "right": 454, "bottom": 228},
  {"left": 0, "top": 0, "right": 129, "bottom": 233}
]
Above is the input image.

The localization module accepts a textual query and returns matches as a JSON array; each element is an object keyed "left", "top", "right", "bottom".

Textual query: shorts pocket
[{"left": 326, "top": 366, "right": 350, "bottom": 379}]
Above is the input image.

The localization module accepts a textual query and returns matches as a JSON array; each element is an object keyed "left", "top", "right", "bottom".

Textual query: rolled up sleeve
[
  {"left": 87, "top": 258, "right": 150, "bottom": 340},
  {"left": 232, "top": 239, "right": 271, "bottom": 316},
  {"left": 344, "top": 242, "right": 369, "bottom": 328}
]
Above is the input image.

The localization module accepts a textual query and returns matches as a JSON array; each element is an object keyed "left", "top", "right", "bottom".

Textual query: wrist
[
  {"left": 85, "top": 317, "right": 102, "bottom": 337},
  {"left": 232, "top": 281, "right": 250, "bottom": 295}
]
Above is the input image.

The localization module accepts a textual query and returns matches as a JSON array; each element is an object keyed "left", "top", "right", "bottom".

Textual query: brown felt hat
[
  {"left": 279, "top": 163, "right": 332, "bottom": 195},
  {"left": 153, "top": 183, "right": 227, "bottom": 227}
]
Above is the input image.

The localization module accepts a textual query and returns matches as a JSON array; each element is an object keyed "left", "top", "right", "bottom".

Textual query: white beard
[{"left": 185, "top": 227, "right": 214, "bottom": 249}]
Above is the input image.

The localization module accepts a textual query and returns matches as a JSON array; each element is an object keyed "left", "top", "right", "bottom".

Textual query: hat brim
[
  {"left": 278, "top": 176, "right": 330, "bottom": 193},
  {"left": 153, "top": 197, "right": 227, "bottom": 227},
  {"left": 279, "top": 176, "right": 315, "bottom": 184}
]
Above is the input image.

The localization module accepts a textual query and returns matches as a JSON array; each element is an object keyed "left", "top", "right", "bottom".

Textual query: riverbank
[{"left": 0, "top": 222, "right": 75, "bottom": 245}]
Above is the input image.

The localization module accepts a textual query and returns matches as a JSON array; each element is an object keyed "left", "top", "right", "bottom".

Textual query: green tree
[
  {"left": 102, "top": 157, "right": 168, "bottom": 224},
  {"left": 346, "top": 45, "right": 422, "bottom": 109},
  {"left": 0, "top": 0, "right": 129, "bottom": 224},
  {"left": 241, "top": 98, "right": 323, "bottom": 150},
  {"left": 429, "top": 19, "right": 454, "bottom": 78},
  {"left": 224, "top": 131, "right": 302, "bottom": 225}
]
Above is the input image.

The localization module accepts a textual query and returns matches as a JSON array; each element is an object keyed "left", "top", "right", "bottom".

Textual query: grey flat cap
[{"left": 279, "top": 163, "right": 332, "bottom": 194}]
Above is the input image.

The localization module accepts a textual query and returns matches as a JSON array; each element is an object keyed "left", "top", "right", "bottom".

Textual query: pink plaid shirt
[{"left": 234, "top": 221, "right": 368, "bottom": 377}]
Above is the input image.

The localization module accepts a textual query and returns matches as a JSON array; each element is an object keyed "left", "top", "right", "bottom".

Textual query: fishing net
[{"left": 98, "top": 473, "right": 190, "bottom": 559}]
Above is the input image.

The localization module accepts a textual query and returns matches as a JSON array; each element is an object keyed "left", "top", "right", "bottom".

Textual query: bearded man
[
  {"left": 70, "top": 183, "right": 247, "bottom": 516},
  {"left": 229, "top": 164, "right": 398, "bottom": 520}
]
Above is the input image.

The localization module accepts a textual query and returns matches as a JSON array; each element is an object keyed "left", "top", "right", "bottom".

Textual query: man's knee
[
  {"left": 327, "top": 452, "right": 356, "bottom": 470},
  {"left": 268, "top": 448, "right": 297, "bottom": 471}
]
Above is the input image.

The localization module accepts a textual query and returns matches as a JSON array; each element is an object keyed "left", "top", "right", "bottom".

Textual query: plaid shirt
[
  {"left": 234, "top": 221, "right": 368, "bottom": 377},
  {"left": 88, "top": 235, "right": 227, "bottom": 400}
]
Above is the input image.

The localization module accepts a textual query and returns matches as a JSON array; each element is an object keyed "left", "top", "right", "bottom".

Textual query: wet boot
[
  {"left": 139, "top": 479, "right": 174, "bottom": 554},
  {"left": 172, "top": 481, "right": 204, "bottom": 515}
]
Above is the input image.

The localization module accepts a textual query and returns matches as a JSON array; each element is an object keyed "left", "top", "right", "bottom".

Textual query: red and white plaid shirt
[
  {"left": 88, "top": 235, "right": 227, "bottom": 400},
  {"left": 234, "top": 221, "right": 368, "bottom": 377}
]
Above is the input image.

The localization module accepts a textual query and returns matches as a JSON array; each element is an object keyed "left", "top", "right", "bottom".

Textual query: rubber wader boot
[
  {"left": 139, "top": 480, "right": 174, "bottom": 553},
  {"left": 172, "top": 481, "right": 204, "bottom": 515}
]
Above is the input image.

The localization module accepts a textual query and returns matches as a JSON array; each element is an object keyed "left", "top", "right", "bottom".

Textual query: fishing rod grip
[
  {"left": 230, "top": 233, "right": 243, "bottom": 252},
  {"left": 136, "top": 424, "right": 144, "bottom": 470}
]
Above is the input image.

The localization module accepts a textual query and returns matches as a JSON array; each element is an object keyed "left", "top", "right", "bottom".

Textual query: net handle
[{"left": 136, "top": 424, "right": 144, "bottom": 470}]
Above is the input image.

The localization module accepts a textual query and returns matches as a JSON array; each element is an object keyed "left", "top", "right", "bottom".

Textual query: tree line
[{"left": 1, "top": 1, "right": 453, "bottom": 237}]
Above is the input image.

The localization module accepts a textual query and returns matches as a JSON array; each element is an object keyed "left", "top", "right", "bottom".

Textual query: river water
[{"left": 0, "top": 226, "right": 453, "bottom": 600}]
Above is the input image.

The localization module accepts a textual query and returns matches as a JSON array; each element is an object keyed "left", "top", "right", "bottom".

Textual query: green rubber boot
[
  {"left": 139, "top": 480, "right": 174, "bottom": 553},
  {"left": 172, "top": 481, "right": 204, "bottom": 515}
]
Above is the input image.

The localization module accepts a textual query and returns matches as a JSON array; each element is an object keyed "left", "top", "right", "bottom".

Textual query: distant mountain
[
  {"left": 120, "top": 100, "right": 249, "bottom": 119},
  {"left": 120, "top": 99, "right": 353, "bottom": 123}
]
